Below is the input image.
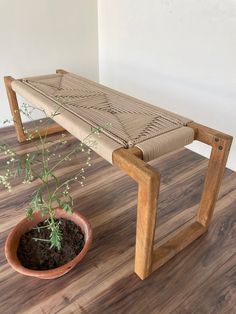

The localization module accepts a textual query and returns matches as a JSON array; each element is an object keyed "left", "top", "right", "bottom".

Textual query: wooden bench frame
[{"left": 4, "top": 70, "right": 233, "bottom": 280}]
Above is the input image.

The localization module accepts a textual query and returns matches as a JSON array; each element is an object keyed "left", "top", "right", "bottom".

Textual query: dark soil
[{"left": 17, "top": 218, "right": 85, "bottom": 270}]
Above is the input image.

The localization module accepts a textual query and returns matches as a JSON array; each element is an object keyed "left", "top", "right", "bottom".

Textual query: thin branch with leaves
[{"left": 0, "top": 104, "right": 103, "bottom": 249}]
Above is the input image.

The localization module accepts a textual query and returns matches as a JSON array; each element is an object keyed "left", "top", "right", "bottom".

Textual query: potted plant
[{"left": 0, "top": 104, "right": 100, "bottom": 279}]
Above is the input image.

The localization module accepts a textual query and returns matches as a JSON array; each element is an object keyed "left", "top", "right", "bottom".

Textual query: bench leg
[
  {"left": 113, "top": 147, "right": 160, "bottom": 279},
  {"left": 113, "top": 123, "right": 232, "bottom": 280},
  {"left": 135, "top": 172, "right": 160, "bottom": 279},
  {"left": 4, "top": 76, "right": 26, "bottom": 142},
  {"left": 4, "top": 76, "right": 65, "bottom": 142},
  {"left": 189, "top": 122, "right": 233, "bottom": 228}
]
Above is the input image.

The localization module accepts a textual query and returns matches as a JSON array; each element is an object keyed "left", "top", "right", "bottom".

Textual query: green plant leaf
[{"left": 62, "top": 203, "right": 72, "bottom": 213}]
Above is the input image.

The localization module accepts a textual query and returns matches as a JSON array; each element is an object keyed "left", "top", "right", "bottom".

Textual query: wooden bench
[{"left": 4, "top": 69, "right": 233, "bottom": 280}]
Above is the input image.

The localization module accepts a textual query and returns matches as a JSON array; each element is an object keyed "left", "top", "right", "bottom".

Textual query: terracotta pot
[{"left": 5, "top": 209, "right": 92, "bottom": 279}]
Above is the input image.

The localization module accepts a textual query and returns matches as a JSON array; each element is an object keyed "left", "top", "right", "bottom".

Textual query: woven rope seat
[{"left": 11, "top": 72, "right": 194, "bottom": 163}]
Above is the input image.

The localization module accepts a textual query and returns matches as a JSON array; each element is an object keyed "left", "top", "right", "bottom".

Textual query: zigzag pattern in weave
[{"left": 23, "top": 74, "right": 185, "bottom": 147}]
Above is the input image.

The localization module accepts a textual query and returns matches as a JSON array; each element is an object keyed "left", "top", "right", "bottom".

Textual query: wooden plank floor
[{"left": 0, "top": 125, "right": 236, "bottom": 314}]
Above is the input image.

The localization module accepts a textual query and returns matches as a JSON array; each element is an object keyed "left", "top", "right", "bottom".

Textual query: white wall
[
  {"left": 98, "top": 0, "right": 236, "bottom": 170},
  {"left": 0, "top": 0, "right": 99, "bottom": 124},
  {"left": 1, "top": 1, "right": 235, "bottom": 170}
]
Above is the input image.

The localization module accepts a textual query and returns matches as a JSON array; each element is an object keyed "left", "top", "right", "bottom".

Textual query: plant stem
[{"left": 32, "top": 237, "right": 50, "bottom": 243}]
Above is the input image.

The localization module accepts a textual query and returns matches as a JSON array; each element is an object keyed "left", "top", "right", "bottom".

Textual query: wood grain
[{"left": 0, "top": 126, "right": 235, "bottom": 314}]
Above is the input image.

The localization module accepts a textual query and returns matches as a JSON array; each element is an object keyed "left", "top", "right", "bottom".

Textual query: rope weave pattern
[{"left": 22, "top": 73, "right": 191, "bottom": 148}]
